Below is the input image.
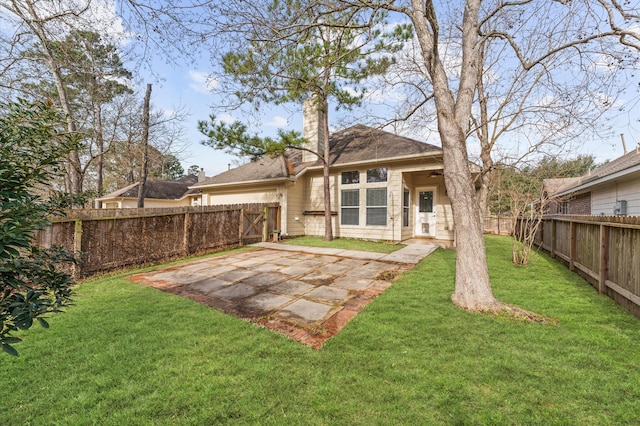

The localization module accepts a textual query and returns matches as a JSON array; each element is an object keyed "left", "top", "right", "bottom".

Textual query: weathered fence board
[
  {"left": 35, "top": 203, "right": 279, "bottom": 277},
  {"left": 484, "top": 216, "right": 515, "bottom": 235},
  {"left": 526, "top": 215, "right": 640, "bottom": 318}
]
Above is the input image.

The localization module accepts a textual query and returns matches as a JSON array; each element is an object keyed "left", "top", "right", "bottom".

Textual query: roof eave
[
  {"left": 189, "top": 176, "right": 296, "bottom": 190},
  {"left": 556, "top": 164, "right": 640, "bottom": 197},
  {"left": 303, "top": 150, "right": 444, "bottom": 172}
]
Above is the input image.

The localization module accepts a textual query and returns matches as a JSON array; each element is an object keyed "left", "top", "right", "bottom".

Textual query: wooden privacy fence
[
  {"left": 35, "top": 203, "right": 280, "bottom": 277},
  {"left": 484, "top": 215, "right": 515, "bottom": 236},
  {"left": 521, "top": 215, "right": 640, "bottom": 317}
]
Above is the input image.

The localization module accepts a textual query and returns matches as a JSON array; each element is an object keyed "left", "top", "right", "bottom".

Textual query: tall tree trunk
[
  {"left": 439, "top": 119, "right": 501, "bottom": 310},
  {"left": 94, "top": 101, "right": 104, "bottom": 208},
  {"left": 475, "top": 41, "right": 492, "bottom": 224},
  {"left": 321, "top": 97, "right": 333, "bottom": 241},
  {"left": 409, "top": 0, "right": 502, "bottom": 311},
  {"left": 137, "top": 84, "right": 152, "bottom": 208},
  {"left": 20, "top": 0, "right": 84, "bottom": 194}
]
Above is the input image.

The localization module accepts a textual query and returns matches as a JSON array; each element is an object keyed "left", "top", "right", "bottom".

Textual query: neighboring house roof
[
  {"left": 542, "top": 177, "right": 582, "bottom": 196},
  {"left": 191, "top": 125, "right": 443, "bottom": 188},
  {"left": 550, "top": 148, "right": 640, "bottom": 197},
  {"left": 99, "top": 175, "right": 198, "bottom": 201},
  {"left": 194, "top": 151, "right": 301, "bottom": 187}
]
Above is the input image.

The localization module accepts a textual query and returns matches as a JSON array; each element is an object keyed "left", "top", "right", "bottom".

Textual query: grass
[
  {"left": 2, "top": 235, "right": 640, "bottom": 424},
  {"left": 283, "top": 235, "right": 404, "bottom": 253}
]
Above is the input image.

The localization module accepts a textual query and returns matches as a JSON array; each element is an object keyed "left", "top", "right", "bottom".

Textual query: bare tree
[
  {"left": 0, "top": 0, "right": 93, "bottom": 193},
  {"left": 137, "top": 83, "right": 152, "bottom": 208},
  {"left": 322, "top": 0, "right": 640, "bottom": 314}
]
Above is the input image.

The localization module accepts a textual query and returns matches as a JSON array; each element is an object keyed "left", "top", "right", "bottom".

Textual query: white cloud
[
  {"left": 83, "top": 0, "right": 130, "bottom": 45},
  {"left": 266, "top": 116, "right": 288, "bottom": 128},
  {"left": 217, "top": 113, "right": 236, "bottom": 124},
  {"left": 6, "top": 0, "right": 132, "bottom": 45},
  {"left": 188, "top": 70, "right": 217, "bottom": 94}
]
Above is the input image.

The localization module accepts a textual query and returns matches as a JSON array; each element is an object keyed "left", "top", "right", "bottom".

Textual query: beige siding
[
  {"left": 283, "top": 180, "right": 306, "bottom": 236},
  {"left": 404, "top": 167, "right": 454, "bottom": 241},
  {"left": 302, "top": 172, "right": 339, "bottom": 237},
  {"left": 193, "top": 156, "right": 456, "bottom": 242},
  {"left": 301, "top": 160, "right": 454, "bottom": 242},
  {"left": 108, "top": 198, "right": 191, "bottom": 208},
  {"left": 204, "top": 188, "right": 279, "bottom": 206},
  {"left": 591, "top": 178, "right": 640, "bottom": 216}
]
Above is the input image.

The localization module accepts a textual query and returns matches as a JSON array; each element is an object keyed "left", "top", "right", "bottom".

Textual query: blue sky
[
  {"left": 148, "top": 55, "right": 640, "bottom": 178},
  {"left": 140, "top": 11, "right": 640, "bottom": 178},
  {"left": 6, "top": 0, "right": 635, "bottom": 178},
  {"left": 147, "top": 59, "right": 309, "bottom": 177},
  {"left": 133, "top": 2, "right": 640, "bottom": 178}
]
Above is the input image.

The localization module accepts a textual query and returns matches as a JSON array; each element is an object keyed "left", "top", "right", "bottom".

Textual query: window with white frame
[
  {"left": 341, "top": 170, "right": 359, "bottom": 184},
  {"left": 557, "top": 201, "right": 569, "bottom": 214},
  {"left": 403, "top": 188, "right": 410, "bottom": 227},
  {"left": 341, "top": 189, "right": 360, "bottom": 225},
  {"left": 366, "top": 167, "right": 387, "bottom": 183},
  {"left": 366, "top": 188, "right": 387, "bottom": 226}
]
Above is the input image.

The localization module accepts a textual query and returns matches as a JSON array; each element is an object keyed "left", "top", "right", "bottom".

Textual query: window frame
[
  {"left": 340, "top": 189, "right": 360, "bottom": 225},
  {"left": 341, "top": 170, "right": 360, "bottom": 185},
  {"left": 366, "top": 187, "right": 387, "bottom": 226},
  {"left": 403, "top": 188, "right": 410, "bottom": 227},
  {"left": 366, "top": 167, "right": 388, "bottom": 183}
]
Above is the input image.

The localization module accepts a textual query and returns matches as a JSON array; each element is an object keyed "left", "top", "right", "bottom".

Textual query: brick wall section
[{"left": 569, "top": 192, "right": 591, "bottom": 215}]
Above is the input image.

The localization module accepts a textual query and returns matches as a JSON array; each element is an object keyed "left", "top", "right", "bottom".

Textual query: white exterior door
[{"left": 415, "top": 188, "right": 436, "bottom": 237}]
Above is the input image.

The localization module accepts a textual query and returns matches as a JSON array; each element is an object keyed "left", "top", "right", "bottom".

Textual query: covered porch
[{"left": 399, "top": 170, "right": 455, "bottom": 242}]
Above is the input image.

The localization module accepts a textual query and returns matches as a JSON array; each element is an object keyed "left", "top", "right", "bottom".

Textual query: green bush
[{"left": 0, "top": 99, "right": 79, "bottom": 356}]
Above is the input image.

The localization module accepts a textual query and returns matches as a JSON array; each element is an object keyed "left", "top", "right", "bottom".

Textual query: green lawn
[
  {"left": 283, "top": 235, "right": 404, "bottom": 253},
  {"left": 2, "top": 236, "right": 640, "bottom": 424}
]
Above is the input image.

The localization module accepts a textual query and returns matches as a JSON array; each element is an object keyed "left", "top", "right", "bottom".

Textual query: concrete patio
[{"left": 128, "top": 243, "right": 438, "bottom": 349}]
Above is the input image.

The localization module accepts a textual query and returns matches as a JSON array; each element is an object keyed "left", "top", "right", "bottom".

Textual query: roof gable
[
  {"left": 325, "top": 125, "right": 441, "bottom": 166},
  {"left": 193, "top": 153, "right": 295, "bottom": 187},
  {"left": 194, "top": 125, "right": 442, "bottom": 187}
]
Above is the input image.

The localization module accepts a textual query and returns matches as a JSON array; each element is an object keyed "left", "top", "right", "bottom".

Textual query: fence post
[
  {"left": 239, "top": 207, "right": 244, "bottom": 246},
  {"left": 551, "top": 219, "right": 557, "bottom": 258},
  {"left": 262, "top": 206, "right": 269, "bottom": 242},
  {"left": 183, "top": 211, "right": 191, "bottom": 255},
  {"left": 276, "top": 204, "right": 281, "bottom": 234},
  {"left": 569, "top": 220, "right": 576, "bottom": 271},
  {"left": 599, "top": 224, "right": 609, "bottom": 294},
  {"left": 73, "top": 219, "right": 83, "bottom": 277}
]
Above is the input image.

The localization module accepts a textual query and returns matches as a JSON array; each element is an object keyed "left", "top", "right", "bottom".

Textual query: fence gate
[{"left": 242, "top": 209, "right": 265, "bottom": 243}]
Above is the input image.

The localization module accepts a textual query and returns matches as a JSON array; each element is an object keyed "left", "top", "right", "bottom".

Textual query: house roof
[
  {"left": 192, "top": 125, "right": 442, "bottom": 188},
  {"left": 320, "top": 124, "right": 442, "bottom": 166},
  {"left": 193, "top": 151, "right": 302, "bottom": 187},
  {"left": 580, "top": 148, "right": 640, "bottom": 184},
  {"left": 99, "top": 175, "right": 198, "bottom": 201},
  {"left": 550, "top": 147, "right": 640, "bottom": 197},
  {"left": 542, "top": 177, "right": 582, "bottom": 196}
]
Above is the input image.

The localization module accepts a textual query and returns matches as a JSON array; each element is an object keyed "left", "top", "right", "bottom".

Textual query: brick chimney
[
  {"left": 198, "top": 168, "right": 206, "bottom": 183},
  {"left": 302, "top": 97, "right": 325, "bottom": 163}
]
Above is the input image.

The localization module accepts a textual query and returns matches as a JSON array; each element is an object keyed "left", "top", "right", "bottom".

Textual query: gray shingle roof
[
  {"left": 100, "top": 175, "right": 198, "bottom": 200},
  {"left": 543, "top": 177, "right": 582, "bottom": 195},
  {"left": 324, "top": 124, "right": 441, "bottom": 166},
  {"left": 580, "top": 148, "right": 640, "bottom": 184},
  {"left": 549, "top": 148, "right": 640, "bottom": 196},
  {"left": 193, "top": 151, "right": 299, "bottom": 187},
  {"left": 192, "top": 125, "right": 442, "bottom": 188}
]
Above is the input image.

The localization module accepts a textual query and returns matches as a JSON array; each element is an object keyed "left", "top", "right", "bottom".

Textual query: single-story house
[
  {"left": 544, "top": 147, "right": 640, "bottom": 216},
  {"left": 189, "top": 104, "right": 469, "bottom": 242},
  {"left": 97, "top": 173, "right": 203, "bottom": 208}
]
